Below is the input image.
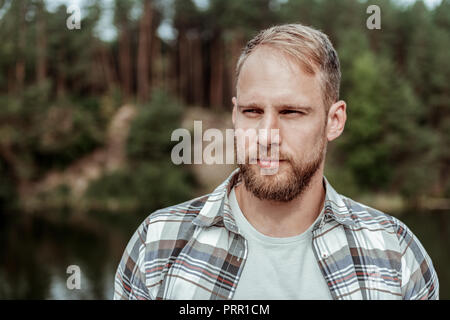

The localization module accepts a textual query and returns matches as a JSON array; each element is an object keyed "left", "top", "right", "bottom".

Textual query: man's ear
[
  {"left": 232, "top": 97, "right": 237, "bottom": 126},
  {"left": 326, "top": 100, "right": 347, "bottom": 142}
]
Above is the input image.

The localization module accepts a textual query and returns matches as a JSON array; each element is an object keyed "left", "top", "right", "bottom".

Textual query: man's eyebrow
[
  {"left": 238, "top": 102, "right": 313, "bottom": 111},
  {"left": 275, "top": 104, "right": 313, "bottom": 112},
  {"left": 238, "top": 103, "right": 313, "bottom": 112},
  {"left": 237, "top": 103, "right": 262, "bottom": 110}
]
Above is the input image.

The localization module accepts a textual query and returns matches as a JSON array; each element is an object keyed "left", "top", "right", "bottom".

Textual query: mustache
[
  {"left": 248, "top": 151, "right": 291, "bottom": 163},
  {"left": 233, "top": 135, "right": 290, "bottom": 164}
]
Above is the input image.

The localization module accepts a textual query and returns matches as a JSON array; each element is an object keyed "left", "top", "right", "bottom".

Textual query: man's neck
[{"left": 234, "top": 169, "right": 326, "bottom": 238}]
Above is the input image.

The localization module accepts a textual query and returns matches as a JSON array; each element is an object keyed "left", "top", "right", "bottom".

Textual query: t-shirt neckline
[{"left": 229, "top": 187, "right": 324, "bottom": 245}]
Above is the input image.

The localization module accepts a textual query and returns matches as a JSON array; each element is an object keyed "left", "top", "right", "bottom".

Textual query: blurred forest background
[{"left": 0, "top": 0, "right": 449, "bottom": 299}]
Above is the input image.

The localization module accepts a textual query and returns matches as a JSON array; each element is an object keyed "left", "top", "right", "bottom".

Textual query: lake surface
[{"left": 1, "top": 208, "right": 448, "bottom": 299}]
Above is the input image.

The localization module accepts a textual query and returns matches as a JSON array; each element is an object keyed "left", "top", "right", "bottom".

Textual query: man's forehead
[
  {"left": 238, "top": 46, "right": 303, "bottom": 78},
  {"left": 236, "top": 51, "right": 321, "bottom": 107},
  {"left": 237, "top": 46, "right": 320, "bottom": 88}
]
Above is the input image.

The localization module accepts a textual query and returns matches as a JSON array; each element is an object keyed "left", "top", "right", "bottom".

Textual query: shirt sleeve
[
  {"left": 393, "top": 217, "right": 439, "bottom": 300},
  {"left": 114, "top": 220, "right": 153, "bottom": 300}
]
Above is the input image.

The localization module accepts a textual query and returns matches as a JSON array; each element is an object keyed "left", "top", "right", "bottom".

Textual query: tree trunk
[
  {"left": 192, "top": 32, "right": 203, "bottom": 106},
  {"left": 229, "top": 30, "right": 245, "bottom": 97},
  {"left": 36, "top": 0, "right": 47, "bottom": 83},
  {"left": 209, "top": 35, "right": 224, "bottom": 109},
  {"left": 151, "top": 29, "right": 162, "bottom": 89},
  {"left": 56, "top": 50, "right": 66, "bottom": 97},
  {"left": 119, "top": 22, "right": 132, "bottom": 99},
  {"left": 137, "top": 0, "right": 153, "bottom": 103},
  {"left": 187, "top": 32, "right": 194, "bottom": 104},
  {"left": 178, "top": 33, "right": 188, "bottom": 102},
  {"left": 100, "top": 45, "right": 118, "bottom": 91},
  {"left": 16, "top": 0, "right": 26, "bottom": 93}
]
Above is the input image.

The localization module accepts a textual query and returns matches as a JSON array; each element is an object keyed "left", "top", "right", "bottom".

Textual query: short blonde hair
[{"left": 236, "top": 24, "right": 341, "bottom": 111}]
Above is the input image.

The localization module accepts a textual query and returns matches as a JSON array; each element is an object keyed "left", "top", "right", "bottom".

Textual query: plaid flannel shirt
[{"left": 114, "top": 168, "right": 439, "bottom": 300}]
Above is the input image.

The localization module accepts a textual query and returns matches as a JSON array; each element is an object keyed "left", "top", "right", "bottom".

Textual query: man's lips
[{"left": 256, "top": 159, "right": 284, "bottom": 168}]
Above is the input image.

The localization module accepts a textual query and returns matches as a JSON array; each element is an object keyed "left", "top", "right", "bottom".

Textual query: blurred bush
[
  {"left": 85, "top": 89, "right": 198, "bottom": 214},
  {"left": 127, "top": 89, "right": 184, "bottom": 162}
]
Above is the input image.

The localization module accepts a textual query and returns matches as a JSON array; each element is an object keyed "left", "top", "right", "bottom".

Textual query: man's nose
[{"left": 257, "top": 112, "right": 281, "bottom": 148}]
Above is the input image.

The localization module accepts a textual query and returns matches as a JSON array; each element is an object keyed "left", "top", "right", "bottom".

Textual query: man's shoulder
[
  {"left": 340, "top": 194, "right": 408, "bottom": 237},
  {"left": 137, "top": 193, "right": 211, "bottom": 239},
  {"left": 151, "top": 193, "right": 210, "bottom": 219},
  {"left": 339, "top": 194, "right": 428, "bottom": 266},
  {"left": 336, "top": 194, "right": 439, "bottom": 299}
]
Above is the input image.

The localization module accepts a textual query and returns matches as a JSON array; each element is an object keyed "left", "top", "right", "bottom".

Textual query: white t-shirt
[{"left": 229, "top": 187, "right": 333, "bottom": 300}]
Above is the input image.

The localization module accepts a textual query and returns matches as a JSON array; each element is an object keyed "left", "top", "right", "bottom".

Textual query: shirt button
[{"left": 322, "top": 253, "right": 328, "bottom": 259}]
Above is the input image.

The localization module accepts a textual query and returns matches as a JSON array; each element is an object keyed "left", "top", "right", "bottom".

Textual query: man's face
[{"left": 232, "top": 46, "right": 328, "bottom": 202}]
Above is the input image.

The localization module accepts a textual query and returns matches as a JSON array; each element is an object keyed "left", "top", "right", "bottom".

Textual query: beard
[{"left": 236, "top": 135, "right": 326, "bottom": 202}]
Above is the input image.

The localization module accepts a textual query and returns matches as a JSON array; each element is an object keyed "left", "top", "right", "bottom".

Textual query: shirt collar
[
  {"left": 192, "top": 168, "right": 356, "bottom": 233},
  {"left": 320, "top": 176, "right": 356, "bottom": 227}
]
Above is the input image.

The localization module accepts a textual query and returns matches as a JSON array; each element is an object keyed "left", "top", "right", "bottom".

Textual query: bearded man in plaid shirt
[{"left": 114, "top": 24, "right": 439, "bottom": 300}]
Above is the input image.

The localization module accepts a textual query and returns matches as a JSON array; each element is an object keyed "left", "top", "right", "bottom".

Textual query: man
[{"left": 114, "top": 24, "right": 439, "bottom": 300}]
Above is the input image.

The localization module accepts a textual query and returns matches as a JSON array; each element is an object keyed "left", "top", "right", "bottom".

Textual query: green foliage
[
  {"left": 0, "top": 84, "right": 105, "bottom": 182},
  {"left": 127, "top": 89, "right": 183, "bottom": 162},
  {"left": 338, "top": 52, "right": 391, "bottom": 189},
  {"left": 0, "top": 157, "right": 17, "bottom": 212},
  {"left": 0, "top": 0, "right": 449, "bottom": 211},
  {"left": 208, "top": 0, "right": 278, "bottom": 33},
  {"left": 336, "top": 46, "right": 431, "bottom": 197},
  {"left": 86, "top": 89, "right": 197, "bottom": 212},
  {"left": 86, "top": 162, "right": 196, "bottom": 213},
  {"left": 33, "top": 98, "right": 105, "bottom": 172}
]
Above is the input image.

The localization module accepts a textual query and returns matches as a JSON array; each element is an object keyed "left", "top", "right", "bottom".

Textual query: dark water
[
  {"left": 0, "top": 209, "right": 449, "bottom": 299},
  {"left": 0, "top": 210, "right": 139, "bottom": 299}
]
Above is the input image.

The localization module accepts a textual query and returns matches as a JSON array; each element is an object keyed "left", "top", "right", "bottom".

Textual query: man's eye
[
  {"left": 280, "top": 110, "right": 304, "bottom": 115},
  {"left": 243, "top": 109, "right": 262, "bottom": 114}
]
